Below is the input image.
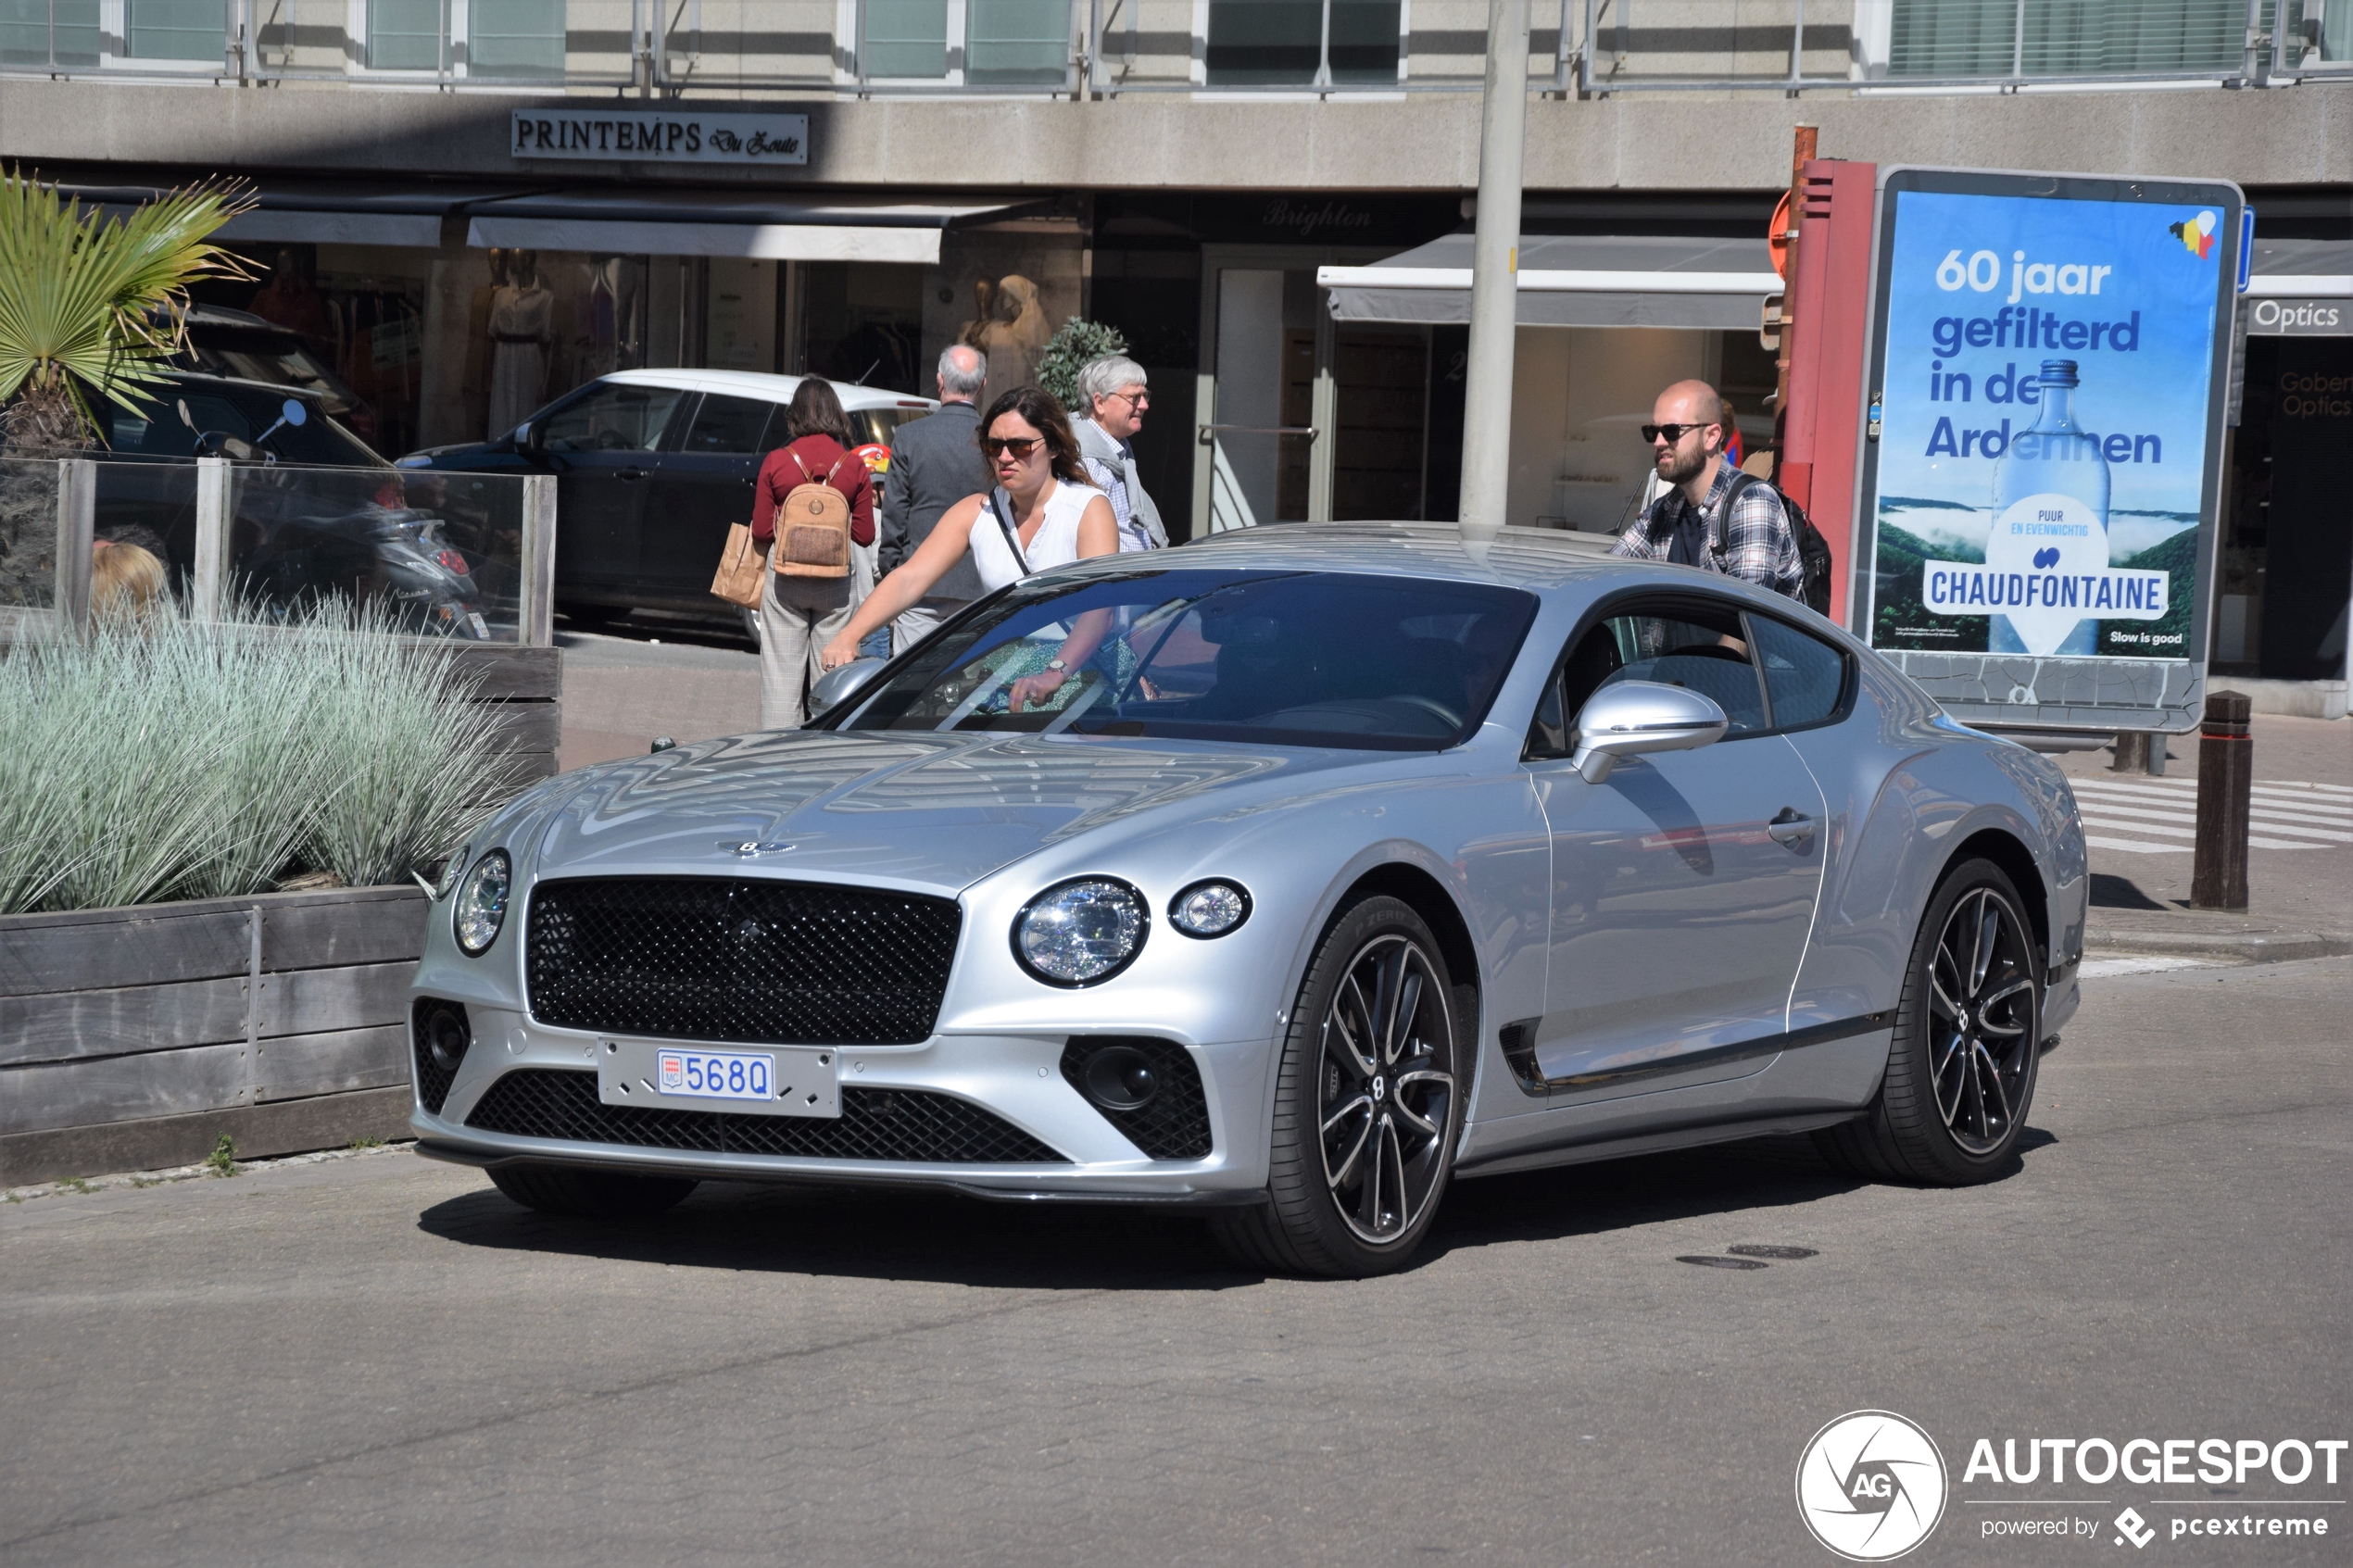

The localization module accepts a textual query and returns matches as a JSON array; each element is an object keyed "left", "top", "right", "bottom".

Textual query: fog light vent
[
  {"left": 412, "top": 998, "right": 472, "bottom": 1115},
  {"left": 1059, "top": 1036, "right": 1212, "bottom": 1160}
]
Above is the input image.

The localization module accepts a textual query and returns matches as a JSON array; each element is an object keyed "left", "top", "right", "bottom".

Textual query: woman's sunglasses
[{"left": 982, "top": 436, "right": 1043, "bottom": 459}]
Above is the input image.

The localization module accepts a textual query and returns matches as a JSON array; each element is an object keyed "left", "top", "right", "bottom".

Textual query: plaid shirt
[{"left": 1612, "top": 462, "right": 1806, "bottom": 601}]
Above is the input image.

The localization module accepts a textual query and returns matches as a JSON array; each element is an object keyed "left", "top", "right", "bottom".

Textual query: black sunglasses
[
  {"left": 982, "top": 436, "right": 1043, "bottom": 458},
  {"left": 1640, "top": 422, "right": 1716, "bottom": 445}
]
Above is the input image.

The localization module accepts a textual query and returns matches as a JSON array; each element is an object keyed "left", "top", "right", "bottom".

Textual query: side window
[
  {"left": 681, "top": 395, "right": 776, "bottom": 456},
  {"left": 114, "top": 394, "right": 253, "bottom": 456},
  {"left": 537, "top": 383, "right": 684, "bottom": 453},
  {"left": 1567, "top": 600, "right": 1770, "bottom": 736},
  {"left": 1750, "top": 615, "right": 1850, "bottom": 730}
]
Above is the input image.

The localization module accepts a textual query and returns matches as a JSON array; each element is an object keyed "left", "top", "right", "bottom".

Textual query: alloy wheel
[
  {"left": 1316, "top": 934, "right": 1456, "bottom": 1244},
  {"left": 1926, "top": 886, "right": 2036, "bottom": 1155}
]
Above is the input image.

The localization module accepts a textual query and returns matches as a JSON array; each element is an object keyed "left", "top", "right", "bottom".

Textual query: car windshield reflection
[{"left": 837, "top": 568, "right": 1538, "bottom": 751}]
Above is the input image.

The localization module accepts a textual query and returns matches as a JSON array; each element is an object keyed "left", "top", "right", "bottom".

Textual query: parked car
[
  {"left": 87, "top": 371, "right": 491, "bottom": 638},
  {"left": 407, "top": 524, "right": 2087, "bottom": 1277},
  {"left": 170, "top": 304, "right": 383, "bottom": 445},
  {"left": 401, "top": 370, "right": 938, "bottom": 639}
]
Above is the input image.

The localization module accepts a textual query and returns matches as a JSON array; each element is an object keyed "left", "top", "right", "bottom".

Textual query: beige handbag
[
  {"left": 709, "top": 522, "right": 767, "bottom": 609},
  {"left": 773, "top": 450, "right": 854, "bottom": 580}
]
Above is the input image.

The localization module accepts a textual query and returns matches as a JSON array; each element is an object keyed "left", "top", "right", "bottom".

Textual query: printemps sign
[{"left": 1795, "top": 1411, "right": 2346, "bottom": 1559}]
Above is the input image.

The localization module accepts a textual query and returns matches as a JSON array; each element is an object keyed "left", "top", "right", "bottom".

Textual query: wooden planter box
[{"left": 0, "top": 884, "right": 429, "bottom": 1187}]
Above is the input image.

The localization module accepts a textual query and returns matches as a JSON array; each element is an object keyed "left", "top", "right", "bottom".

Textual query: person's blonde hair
[{"left": 91, "top": 540, "right": 167, "bottom": 621}]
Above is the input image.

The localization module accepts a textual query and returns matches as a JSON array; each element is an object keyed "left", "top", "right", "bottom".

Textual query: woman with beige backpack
[{"left": 748, "top": 379, "right": 877, "bottom": 728}]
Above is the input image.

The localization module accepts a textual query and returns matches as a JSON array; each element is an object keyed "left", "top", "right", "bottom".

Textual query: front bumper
[{"left": 409, "top": 1007, "right": 1277, "bottom": 1204}]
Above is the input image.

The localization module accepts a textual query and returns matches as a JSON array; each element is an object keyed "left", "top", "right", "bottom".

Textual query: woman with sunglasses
[{"left": 821, "top": 385, "right": 1119, "bottom": 712}]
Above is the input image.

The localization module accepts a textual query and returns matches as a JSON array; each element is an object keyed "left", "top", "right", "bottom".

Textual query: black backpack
[{"left": 1721, "top": 470, "right": 1836, "bottom": 617}]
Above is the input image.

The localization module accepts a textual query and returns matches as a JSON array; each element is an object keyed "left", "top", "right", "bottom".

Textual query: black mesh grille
[
  {"left": 465, "top": 1069, "right": 1068, "bottom": 1164},
  {"left": 411, "top": 998, "right": 465, "bottom": 1116},
  {"left": 1060, "top": 1036, "right": 1214, "bottom": 1160},
  {"left": 526, "top": 878, "right": 962, "bottom": 1047}
]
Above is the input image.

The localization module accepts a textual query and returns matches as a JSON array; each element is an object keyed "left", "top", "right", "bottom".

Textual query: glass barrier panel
[
  {"left": 87, "top": 457, "right": 198, "bottom": 607},
  {"left": 0, "top": 458, "right": 65, "bottom": 610},
  {"left": 223, "top": 463, "right": 526, "bottom": 641}
]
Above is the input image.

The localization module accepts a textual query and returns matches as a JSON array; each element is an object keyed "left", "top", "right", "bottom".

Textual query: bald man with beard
[{"left": 1612, "top": 378, "right": 1806, "bottom": 601}]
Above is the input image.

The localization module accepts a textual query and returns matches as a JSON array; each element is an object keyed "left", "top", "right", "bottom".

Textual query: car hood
[{"left": 531, "top": 728, "right": 1380, "bottom": 892}]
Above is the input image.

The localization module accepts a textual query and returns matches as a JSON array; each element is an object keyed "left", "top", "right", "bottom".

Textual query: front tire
[
  {"left": 489, "top": 1162, "right": 698, "bottom": 1219},
  {"left": 1816, "top": 858, "right": 2043, "bottom": 1185},
  {"left": 1211, "top": 897, "right": 1464, "bottom": 1277}
]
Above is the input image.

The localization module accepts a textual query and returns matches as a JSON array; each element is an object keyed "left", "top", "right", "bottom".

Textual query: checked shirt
[{"left": 1612, "top": 461, "right": 1806, "bottom": 602}]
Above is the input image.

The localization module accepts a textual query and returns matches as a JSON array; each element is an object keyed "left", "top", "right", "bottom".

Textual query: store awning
[
  {"left": 461, "top": 192, "right": 1030, "bottom": 265},
  {"left": 2246, "top": 236, "right": 2353, "bottom": 297},
  {"left": 1319, "top": 234, "right": 1783, "bottom": 330}
]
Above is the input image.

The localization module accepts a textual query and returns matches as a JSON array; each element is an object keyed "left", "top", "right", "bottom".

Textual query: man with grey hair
[
  {"left": 1071, "top": 355, "right": 1166, "bottom": 552},
  {"left": 877, "top": 344, "right": 991, "bottom": 653}
]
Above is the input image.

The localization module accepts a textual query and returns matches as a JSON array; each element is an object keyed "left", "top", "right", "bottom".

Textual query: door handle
[
  {"left": 618, "top": 466, "right": 648, "bottom": 482},
  {"left": 1767, "top": 809, "right": 1817, "bottom": 846}
]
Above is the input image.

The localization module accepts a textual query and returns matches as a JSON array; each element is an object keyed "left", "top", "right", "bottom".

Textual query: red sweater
[{"left": 753, "top": 435, "right": 875, "bottom": 547}]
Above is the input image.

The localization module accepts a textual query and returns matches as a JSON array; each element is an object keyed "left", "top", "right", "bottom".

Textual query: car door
[
  {"left": 1523, "top": 591, "right": 1830, "bottom": 1100},
  {"left": 638, "top": 393, "right": 778, "bottom": 611},
  {"left": 532, "top": 380, "right": 686, "bottom": 598}
]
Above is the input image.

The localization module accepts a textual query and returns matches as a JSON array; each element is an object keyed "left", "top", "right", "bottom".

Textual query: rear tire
[
  {"left": 1210, "top": 896, "right": 1464, "bottom": 1277},
  {"left": 488, "top": 1162, "right": 698, "bottom": 1219},
  {"left": 1815, "top": 858, "right": 2042, "bottom": 1185}
]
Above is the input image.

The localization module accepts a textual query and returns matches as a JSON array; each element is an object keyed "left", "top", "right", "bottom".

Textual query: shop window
[
  {"left": 800, "top": 263, "right": 925, "bottom": 397},
  {"left": 1888, "top": 0, "right": 2256, "bottom": 77},
  {"left": 471, "top": 0, "right": 564, "bottom": 79},
  {"left": 863, "top": 0, "right": 947, "bottom": 77},
  {"left": 1205, "top": 0, "right": 1400, "bottom": 86},
  {"left": 369, "top": 0, "right": 444, "bottom": 69},
  {"left": 126, "top": 0, "right": 220, "bottom": 59},
  {"left": 966, "top": 0, "right": 1067, "bottom": 84},
  {"left": 0, "top": 0, "right": 99, "bottom": 65},
  {"left": 537, "top": 383, "right": 684, "bottom": 454},
  {"left": 1333, "top": 325, "right": 1427, "bottom": 521}
]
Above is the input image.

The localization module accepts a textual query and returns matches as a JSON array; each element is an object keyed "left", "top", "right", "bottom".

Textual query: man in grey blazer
[{"left": 878, "top": 345, "right": 989, "bottom": 653}]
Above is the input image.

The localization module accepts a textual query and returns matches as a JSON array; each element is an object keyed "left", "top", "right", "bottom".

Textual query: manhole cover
[
  {"left": 1728, "top": 1245, "right": 1818, "bottom": 1260},
  {"left": 1677, "top": 1254, "right": 1768, "bottom": 1270}
]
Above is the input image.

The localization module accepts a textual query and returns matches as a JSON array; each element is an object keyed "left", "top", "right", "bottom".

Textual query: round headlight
[
  {"left": 1169, "top": 880, "right": 1251, "bottom": 938},
  {"left": 452, "top": 849, "right": 511, "bottom": 956},
  {"left": 1013, "top": 877, "right": 1148, "bottom": 986}
]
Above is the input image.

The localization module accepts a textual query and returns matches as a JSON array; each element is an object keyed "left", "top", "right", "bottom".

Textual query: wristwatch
[{"left": 1045, "top": 659, "right": 1068, "bottom": 672}]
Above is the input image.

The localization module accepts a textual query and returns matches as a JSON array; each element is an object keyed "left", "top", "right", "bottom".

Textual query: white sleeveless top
[{"left": 968, "top": 479, "right": 1104, "bottom": 594}]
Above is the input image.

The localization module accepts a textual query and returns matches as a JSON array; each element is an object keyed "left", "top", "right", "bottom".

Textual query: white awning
[
  {"left": 461, "top": 192, "right": 1024, "bottom": 264},
  {"left": 1320, "top": 233, "right": 1782, "bottom": 330}
]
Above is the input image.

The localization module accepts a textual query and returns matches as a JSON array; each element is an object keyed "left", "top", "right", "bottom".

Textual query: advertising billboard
[{"left": 1856, "top": 169, "right": 2242, "bottom": 734}]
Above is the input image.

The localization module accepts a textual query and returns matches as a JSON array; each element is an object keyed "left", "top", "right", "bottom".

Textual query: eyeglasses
[
  {"left": 1101, "top": 389, "right": 1149, "bottom": 408},
  {"left": 1641, "top": 422, "right": 1715, "bottom": 445},
  {"left": 981, "top": 436, "right": 1043, "bottom": 459}
]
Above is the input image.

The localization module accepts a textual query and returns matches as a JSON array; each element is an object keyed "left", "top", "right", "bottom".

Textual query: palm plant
[{"left": 0, "top": 168, "right": 254, "bottom": 454}]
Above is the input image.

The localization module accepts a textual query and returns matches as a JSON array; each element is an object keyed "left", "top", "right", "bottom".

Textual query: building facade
[{"left": 3, "top": 0, "right": 2347, "bottom": 694}]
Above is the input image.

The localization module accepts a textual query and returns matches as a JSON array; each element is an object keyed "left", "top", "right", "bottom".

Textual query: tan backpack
[{"left": 772, "top": 448, "right": 854, "bottom": 579}]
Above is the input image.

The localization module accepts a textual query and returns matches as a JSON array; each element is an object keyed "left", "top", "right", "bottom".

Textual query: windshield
[
  {"left": 836, "top": 567, "right": 1538, "bottom": 751},
  {"left": 849, "top": 408, "right": 915, "bottom": 447}
]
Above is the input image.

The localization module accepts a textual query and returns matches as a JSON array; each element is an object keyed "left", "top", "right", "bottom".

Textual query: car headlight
[
  {"left": 1013, "top": 877, "right": 1148, "bottom": 986},
  {"left": 452, "top": 849, "right": 511, "bottom": 956},
  {"left": 1168, "top": 880, "right": 1251, "bottom": 938}
]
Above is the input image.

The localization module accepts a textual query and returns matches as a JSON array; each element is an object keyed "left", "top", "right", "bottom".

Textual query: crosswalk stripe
[
  {"left": 2078, "top": 818, "right": 2322, "bottom": 850},
  {"left": 2069, "top": 798, "right": 2353, "bottom": 838},
  {"left": 2069, "top": 784, "right": 2353, "bottom": 821},
  {"left": 2083, "top": 835, "right": 2188, "bottom": 854}
]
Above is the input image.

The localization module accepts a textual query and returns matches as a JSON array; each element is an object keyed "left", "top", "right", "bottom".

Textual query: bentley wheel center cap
[{"left": 1371, "top": 1075, "right": 1386, "bottom": 1102}]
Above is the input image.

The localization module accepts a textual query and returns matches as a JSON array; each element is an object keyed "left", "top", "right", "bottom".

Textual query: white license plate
[
  {"left": 598, "top": 1038, "right": 842, "bottom": 1119},
  {"left": 658, "top": 1048, "right": 774, "bottom": 1101}
]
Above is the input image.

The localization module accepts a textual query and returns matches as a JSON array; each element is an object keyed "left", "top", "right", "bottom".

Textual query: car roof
[
  {"left": 600, "top": 367, "right": 937, "bottom": 414},
  {"left": 1137, "top": 521, "right": 1833, "bottom": 620}
]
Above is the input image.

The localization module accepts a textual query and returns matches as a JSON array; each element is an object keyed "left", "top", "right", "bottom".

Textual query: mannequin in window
[{"left": 486, "top": 249, "right": 554, "bottom": 439}]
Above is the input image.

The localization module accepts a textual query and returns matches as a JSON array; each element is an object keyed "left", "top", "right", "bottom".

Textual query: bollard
[
  {"left": 2190, "top": 690, "right": 2253, "bottom": 911},
  {"left": 2111, "top": 732, "right": 2169, "bottom": 776}
]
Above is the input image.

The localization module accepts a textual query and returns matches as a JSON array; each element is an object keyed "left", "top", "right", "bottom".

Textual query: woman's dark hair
[
  {"left": 977, "top": 385, "right": 1089, "bottom": 488},
  {"left": 784, "top": 378, "right": 855, "bottom": 445}
]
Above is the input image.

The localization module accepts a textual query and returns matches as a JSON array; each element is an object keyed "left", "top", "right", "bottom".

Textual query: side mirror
[
  {"left": 1567, "top": 680, "right": 1729, "bottom": 784},
  {"left": 804, "top": 658, "right": 889, "bottom": 721},
  {"left": 281, "top": 397, "right": 308, "bottom": 428},
  {"left": 512, "top": 420, "right": 537, "bottom": 454}
]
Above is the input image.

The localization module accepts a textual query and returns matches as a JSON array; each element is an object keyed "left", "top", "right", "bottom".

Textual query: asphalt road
[{"left": 2, "top": 958, "right": 2346, "bottom": 1567}]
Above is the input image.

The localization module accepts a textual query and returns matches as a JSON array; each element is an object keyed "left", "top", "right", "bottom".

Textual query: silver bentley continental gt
[{"left": 409, "top": 523, "right": 2087, "bottom": 1277}]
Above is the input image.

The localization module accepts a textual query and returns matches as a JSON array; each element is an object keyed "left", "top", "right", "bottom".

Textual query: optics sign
[{"left": 1855, "top": 168, "right": 2241, "bottom": 733}]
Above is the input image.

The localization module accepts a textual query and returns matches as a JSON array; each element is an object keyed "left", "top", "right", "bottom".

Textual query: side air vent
[{"left": 1059, "top": 1036, "right": 1214, "bottom": 1160}]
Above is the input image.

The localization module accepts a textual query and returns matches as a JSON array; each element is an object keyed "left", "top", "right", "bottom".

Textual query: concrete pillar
[{"left": 1457, "top": 0, "right": 1529, "bottom": 544}]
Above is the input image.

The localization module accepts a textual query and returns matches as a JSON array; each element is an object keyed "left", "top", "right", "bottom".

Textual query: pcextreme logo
[{"left": 1797, "top": 1411, "right": 1950, "bottom": 1561}]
